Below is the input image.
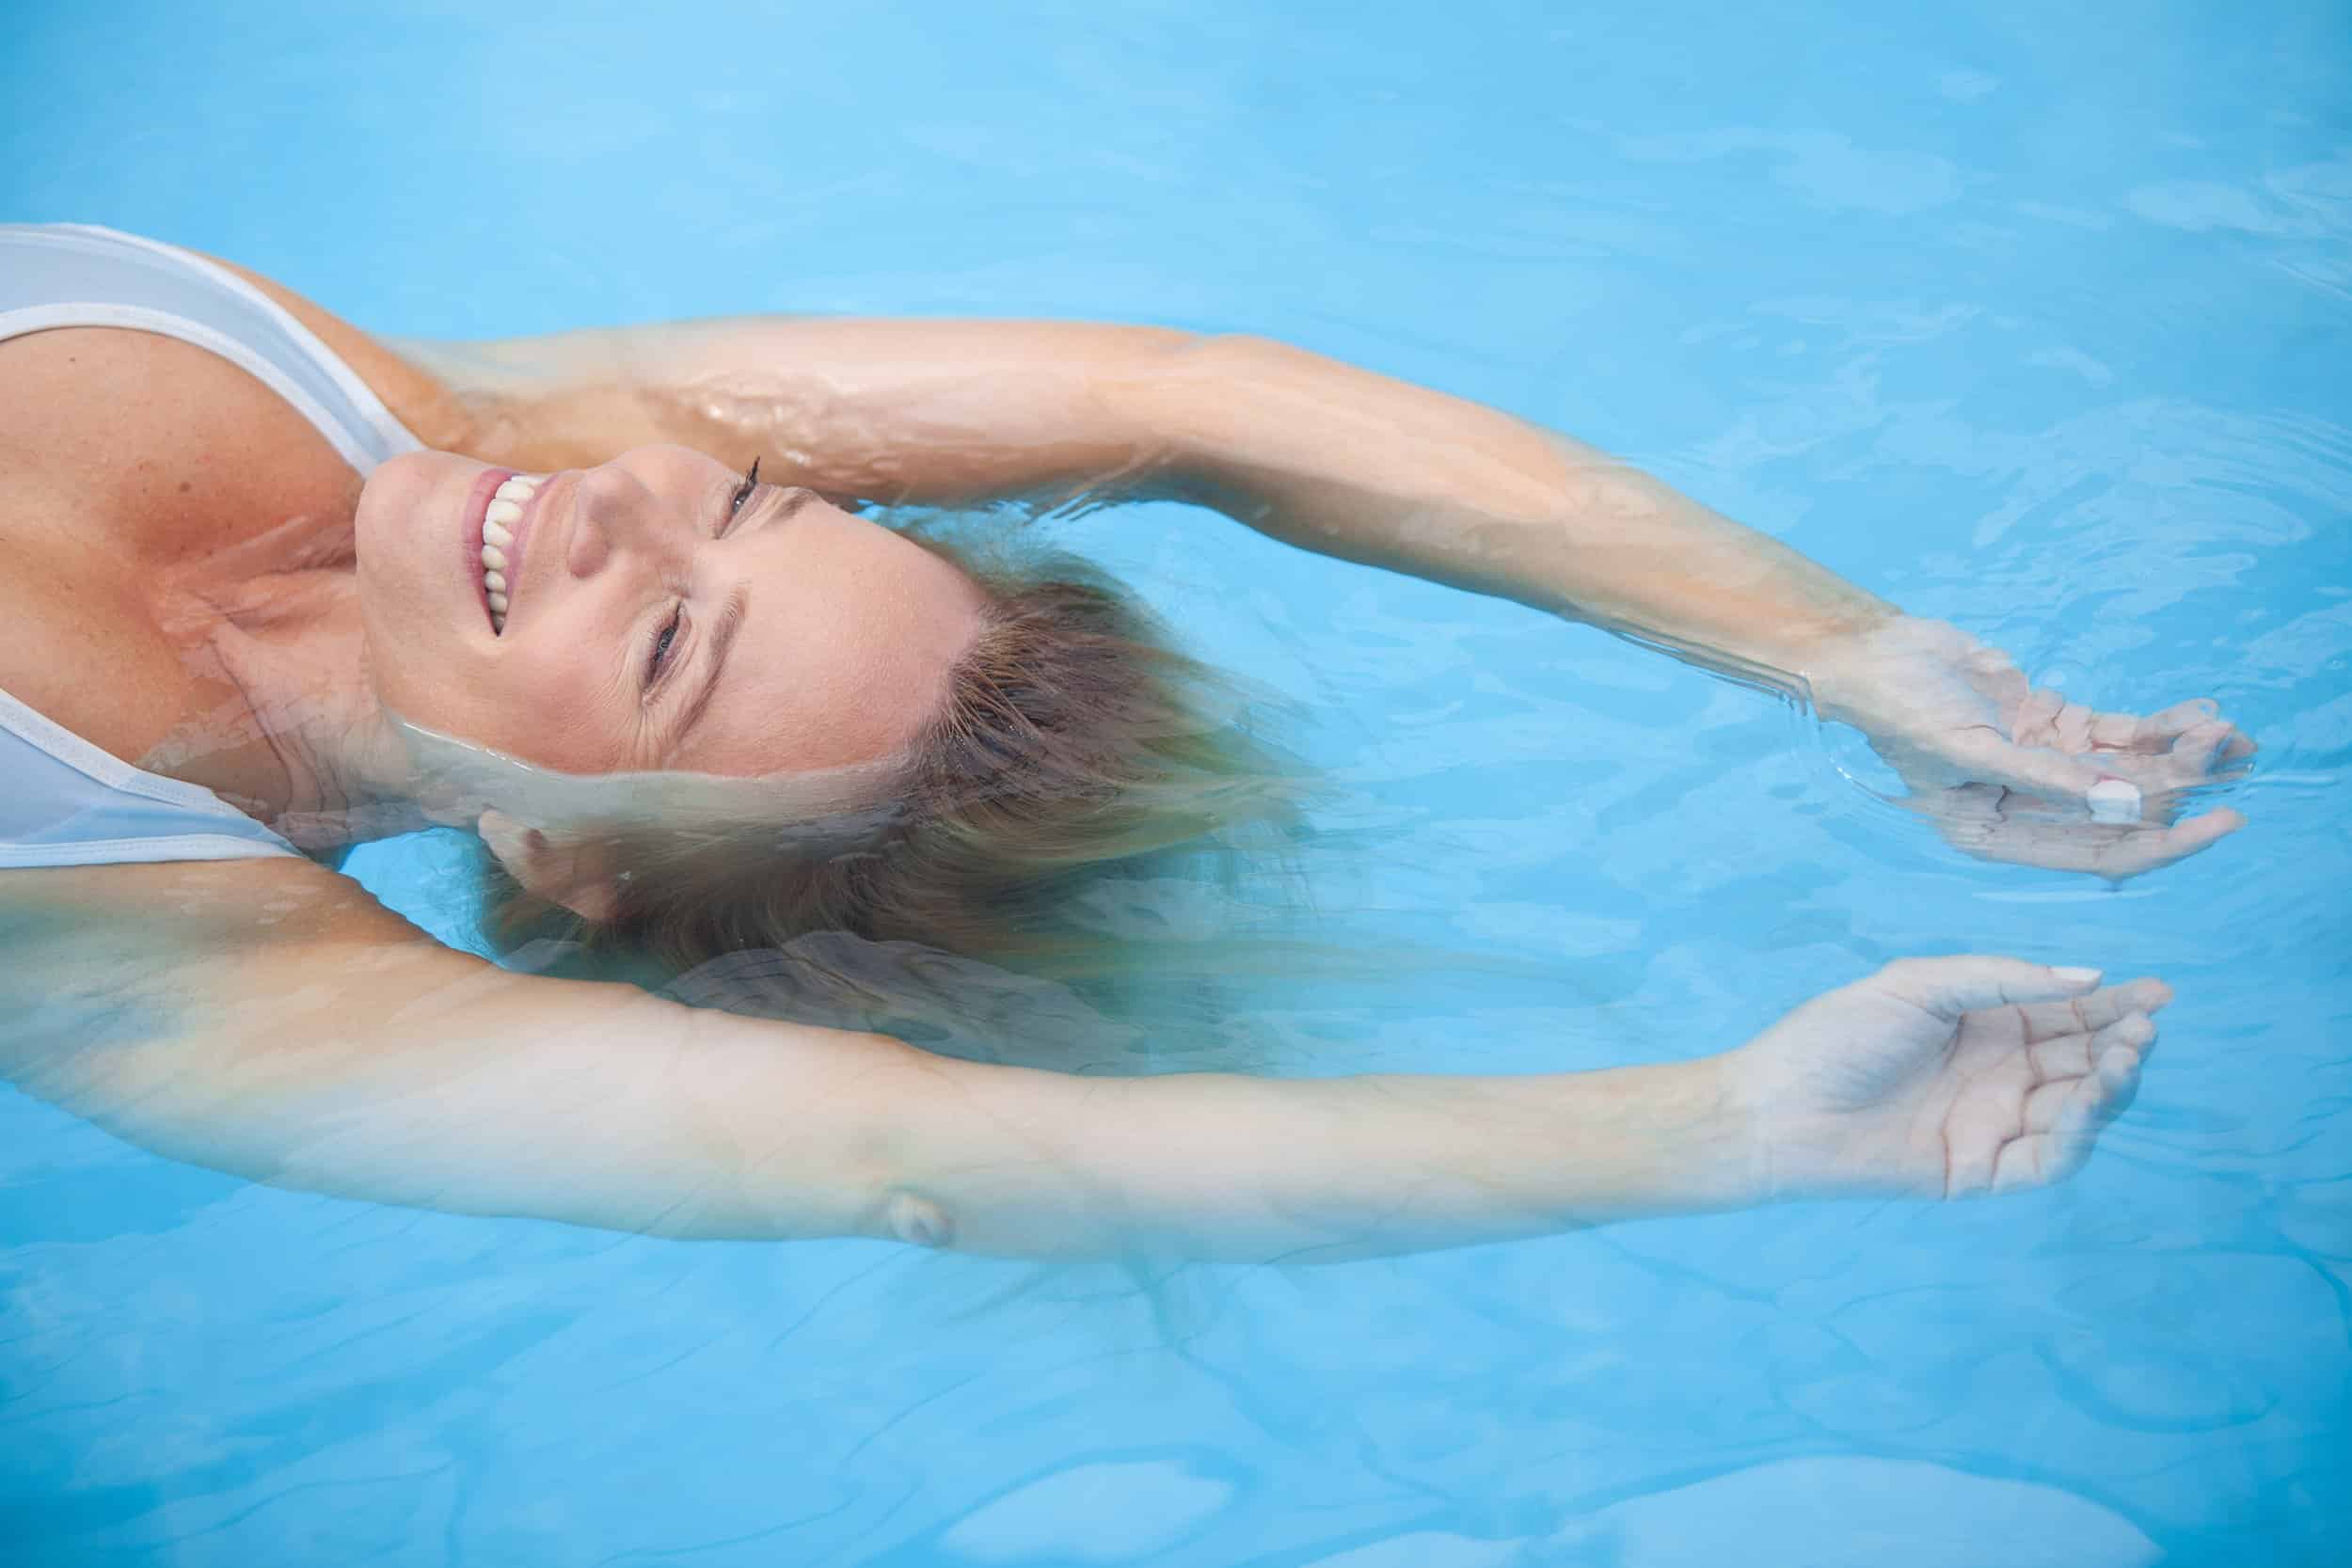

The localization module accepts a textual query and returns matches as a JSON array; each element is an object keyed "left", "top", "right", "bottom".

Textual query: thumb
[{"left": 1873, "top": 956, "right": 2103, "bottom": 1021}]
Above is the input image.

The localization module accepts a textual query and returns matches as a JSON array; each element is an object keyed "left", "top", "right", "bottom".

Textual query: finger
[
  {"left": 2082, "top": 702, "right": 2256, "bottom": 767},
  {"left": 2088, "top": 708, "right": 2154, "bottom": 751},
  {"left": 2018, "top": 980, "right": 2172, "bottom": 1045},
  {"left": 2094, "top": 1039, "right": 2146, "bottom": 1119},
  {"left": 2165, "top": 721, "right": 2237, "bottom": 781},
  {"left": 1875, "top": 955, "right": 2104, "bottom": 1022},
  {"left": 2110, "top": 699, "right": 2223, "bottom": 749},
  {"left": 2028, "top": 1010, "right": 2157, "bottom": 1090},
  {"left": 1992, "top": 1046, "right": 2141, "bottom": 1194},
  {"left": 2085, "top": 721, "right": 2240, "bottom": 797}
]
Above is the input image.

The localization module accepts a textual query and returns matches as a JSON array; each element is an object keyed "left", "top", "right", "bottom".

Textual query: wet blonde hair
[{"left": 477, "top": 524, "right": 1311, "bottom": 1063}]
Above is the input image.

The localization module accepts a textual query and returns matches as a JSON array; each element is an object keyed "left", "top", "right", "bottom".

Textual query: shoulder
[
  {"left": 190, "top": 250, "right": 479, "bottom": 454},
  {"left": 196, "top": 252, "right": 663, "bottom": 471}
]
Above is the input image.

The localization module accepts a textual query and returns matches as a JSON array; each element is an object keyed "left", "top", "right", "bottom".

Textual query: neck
[{"left": 140, "top": 512, "right": 433, "bottom": 851}]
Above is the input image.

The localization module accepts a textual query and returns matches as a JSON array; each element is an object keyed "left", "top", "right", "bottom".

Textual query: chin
[{"left": 353, "top": 450, "right": 449, "bottom": 558}]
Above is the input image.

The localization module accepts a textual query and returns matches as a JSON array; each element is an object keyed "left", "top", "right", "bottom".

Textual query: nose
[{"left": 564, "top": 464, "right": 644, "bottom": 579}]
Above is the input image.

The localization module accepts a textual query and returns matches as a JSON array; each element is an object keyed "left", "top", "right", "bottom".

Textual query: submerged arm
[
  {"left": 0, "top": 860, "right": 1740, "bottom": 1257},
  {"left": 2, "top": 863, "right": 2156, "bottom": 1259}
]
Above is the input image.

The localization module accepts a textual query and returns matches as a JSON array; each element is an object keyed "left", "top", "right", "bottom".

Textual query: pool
[{"left": 3, "top": 1, "right": 2346, "bottom": 1563}]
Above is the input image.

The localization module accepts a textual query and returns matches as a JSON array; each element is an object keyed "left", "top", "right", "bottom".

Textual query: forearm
[
  {"left": 407, "top": 316, "right": 1192, "bottom": 503},
  {"left": 1105, "top": 336, "right": 1896, "bottom": 689},
  {"left": 872, "top": 1052, "right": 1756, "bottom": 1262}
]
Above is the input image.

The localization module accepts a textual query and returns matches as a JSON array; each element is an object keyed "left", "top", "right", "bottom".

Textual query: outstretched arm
[
  {"left": 409, "top": 319, "right": 2250, "bottom": 875},
  {"left": 7, "top": 858, "right": 1735, "bottom": 1257},
  {"left": 3, "top": 861, "right": 2156, "bottom": 1259},
  {"left": 405, "top": 320, "right": 1886, "bottom": 675}
]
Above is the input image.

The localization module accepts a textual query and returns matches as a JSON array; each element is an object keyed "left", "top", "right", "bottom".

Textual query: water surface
[{"left": 2, "top": 2, "right": 2346, "bottom": 1563}]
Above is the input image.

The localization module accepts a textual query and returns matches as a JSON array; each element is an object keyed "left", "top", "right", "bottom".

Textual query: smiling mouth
[{"left": 476, "top": 472, "right": 546, "bottom": 634}]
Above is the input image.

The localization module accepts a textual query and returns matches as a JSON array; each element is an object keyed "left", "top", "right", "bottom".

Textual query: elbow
[
  {"left": 1160, "top": 330, "right": 1304, "bottom": 379},
  {"left": 877, "top": 1185, "right": 958, "bottom": 1250},
  {"left": 839, "top": 1039, "right": 964, "bottom": 1252},
  {"left": 1096, "top": 330, "right": 1319, "bottom": 509}
]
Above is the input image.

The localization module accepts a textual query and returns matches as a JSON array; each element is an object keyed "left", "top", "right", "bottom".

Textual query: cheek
[
  {"left": 355, "top": 561, "right": 628, "bottom": 772},
  {"left": 451, "top": 646, "right": 626, "bottom": 773}
]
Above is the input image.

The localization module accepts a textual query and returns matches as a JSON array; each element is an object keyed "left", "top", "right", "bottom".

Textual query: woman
[{"left": 0, "top": 223, "right": 2241, "bottom": 1260}]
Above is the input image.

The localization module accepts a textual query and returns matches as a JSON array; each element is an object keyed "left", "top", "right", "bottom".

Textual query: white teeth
[{"left": 483, "top": 472, "right": 540, "bottom": 636}]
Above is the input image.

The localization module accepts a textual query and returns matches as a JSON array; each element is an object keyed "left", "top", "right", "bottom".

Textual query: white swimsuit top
[{"left": 0, "top": 222, "right": 426, "bottom": 867}]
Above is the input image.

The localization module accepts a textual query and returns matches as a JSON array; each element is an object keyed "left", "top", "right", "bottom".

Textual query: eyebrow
[{"left": 672, "top": 582, "right": 748, "bottom": 756}]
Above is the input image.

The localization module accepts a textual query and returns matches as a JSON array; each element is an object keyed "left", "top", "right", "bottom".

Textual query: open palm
[
  {"left": 1806, "top": 617, "right": 2250, "bottom": 877},
  {"left": 1726, "top": 957, "right": 2166, "bottom": 1199}
]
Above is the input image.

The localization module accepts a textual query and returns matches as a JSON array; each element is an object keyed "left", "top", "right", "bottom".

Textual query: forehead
[{"left": 677, "top": 508, "right": 985, "bottom": 775}]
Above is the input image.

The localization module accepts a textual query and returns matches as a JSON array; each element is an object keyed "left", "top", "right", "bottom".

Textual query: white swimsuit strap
[{"left": 0, "top": 222, "right": 424, "bottom": 473}]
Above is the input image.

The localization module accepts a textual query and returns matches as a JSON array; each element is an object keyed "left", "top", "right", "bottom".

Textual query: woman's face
[{"left": 354, "top": 445, "right": 984, "bottom": 778}]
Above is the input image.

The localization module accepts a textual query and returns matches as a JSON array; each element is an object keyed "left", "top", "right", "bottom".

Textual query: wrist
[
  {"left": 1687, "top": 1053, "right": 1777, "bottom": 1210},
  {"left": 1711, "top": 1040, "right": 1907, "bottom": 1206},
  {"left": 1529, "top": 1056, "right": 1772, "bottom": 1219},
  {"left": 1789, "top": 610, "right": 1939, "bottom": 726},
  {"left": 1786, "top": 594, "right": 1905, "bottom": 668},
  {"left": 1706, "top": 1046, "right": 1803, "bottom": 1205}
]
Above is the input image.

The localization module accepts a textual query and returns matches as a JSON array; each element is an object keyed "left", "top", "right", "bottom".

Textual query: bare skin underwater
[{"left": 0, "top": 232, "right": 2247, "bottom": 1259}]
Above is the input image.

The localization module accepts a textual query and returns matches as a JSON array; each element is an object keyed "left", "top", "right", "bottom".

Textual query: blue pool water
[{"left": 5, "top": 2, "right": 2348, "bottom": 1563}]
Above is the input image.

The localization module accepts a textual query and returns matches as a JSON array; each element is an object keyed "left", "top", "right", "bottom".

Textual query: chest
[{"left": 0, "top": 327, "right": 364, "bottom": 762}]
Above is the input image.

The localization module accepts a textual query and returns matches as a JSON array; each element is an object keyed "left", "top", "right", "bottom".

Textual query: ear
[{"left": 477, "top": 809, "right": 626, "bottom": 924}]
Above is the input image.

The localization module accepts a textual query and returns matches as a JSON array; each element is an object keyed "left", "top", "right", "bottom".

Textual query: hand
[
  {"left": 1804, "top": 616, "right": 2252, "bottom": 877},
  {"left": 1722, "top": 956, "right": 2165, "bottom": 1200}
]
